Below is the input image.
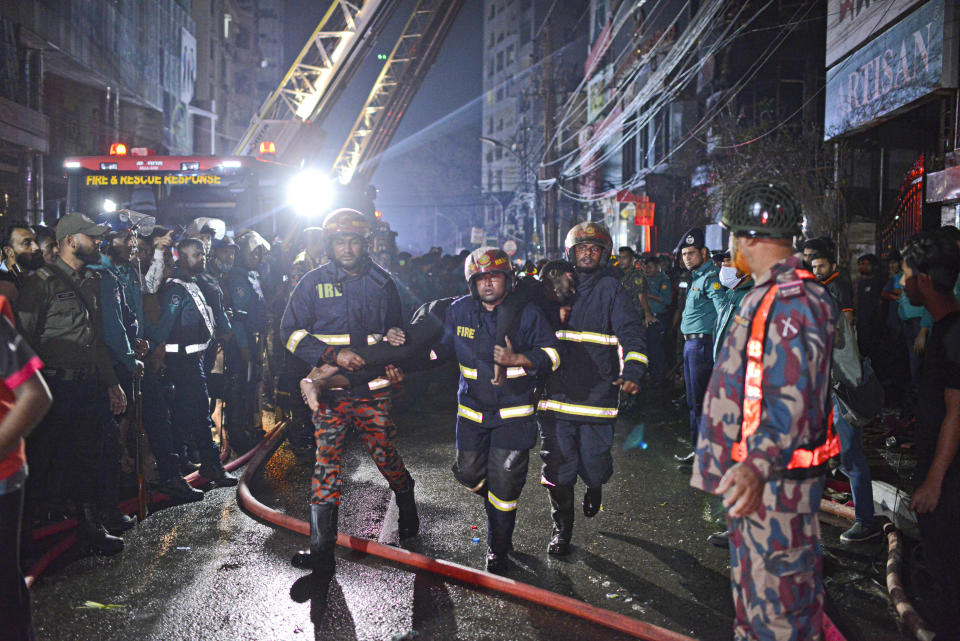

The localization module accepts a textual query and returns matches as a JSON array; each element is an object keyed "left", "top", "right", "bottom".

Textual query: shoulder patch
[
  {"left": 37, "top": 268, "right": 52, "bottom": 281},
  {"left": 170, "top": 294, "right": 182, "bottom": 308},
  {"left": 778, "top": 279, "right": 805, "bottom": 299},
  {"left": 774, "top": 315, "right": 801, "bottom": 340},
  {"left": 711, "top": 281, "right": 722, "bottom": 291},
  {"left": 732, "top": 314, "right": 749, "bottom": 327}
]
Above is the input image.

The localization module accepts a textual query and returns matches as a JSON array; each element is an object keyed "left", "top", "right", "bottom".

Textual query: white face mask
[{"left": 719, "top": 265, "right": 740, "bottom": 289}]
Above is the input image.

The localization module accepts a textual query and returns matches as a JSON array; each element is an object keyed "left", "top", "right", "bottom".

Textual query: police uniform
[
  {"left": 433, "top": 252, "right": 559, "bottom": 569},
  {"left": 713, "top": 276, "right": 753, "bottom": 361},
  {"left": 222, "top": 262, "right": 267, "bottom": 450},
  {"left": 17, "top": 245, "right": 123, "bottom": 550},
  {"left": 643, "top": 264, "right": 673, "bottom": 384},
  {"left": 678, "top": 228, "right": 724, "bottom": 451},
  {"left": 149, "top": 267, "right": 235, "bottom": 483},
  {"left": 692, "top": 182, "right": 840, "bottom": 641}
]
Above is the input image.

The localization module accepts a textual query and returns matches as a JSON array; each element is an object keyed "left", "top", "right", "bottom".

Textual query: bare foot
[{"left": 491, "top": 363, "right": 506, "bottom": 387}]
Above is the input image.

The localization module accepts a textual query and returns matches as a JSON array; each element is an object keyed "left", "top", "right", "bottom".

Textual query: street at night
[
  {"left": 27, "top": 374, "right": 904, "bottom": 641},
  {"left": 2, "top": 0, "right": 960, "bottom": 640}
]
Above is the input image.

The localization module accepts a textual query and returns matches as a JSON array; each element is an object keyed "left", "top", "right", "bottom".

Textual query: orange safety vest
[{"left": 731, "top": 269, "right": 841, "bottom": 470}]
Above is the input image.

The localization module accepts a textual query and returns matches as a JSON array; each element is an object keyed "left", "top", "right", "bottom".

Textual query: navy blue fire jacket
[
  {"left": 540, "top": 266, "right": 648, "bottom": 423},
  {"left": 280, "top": 257, "right": 402, "bottom": 396},
  {"left": 433, "top": 294, "right": 560, "bottom": 429}
]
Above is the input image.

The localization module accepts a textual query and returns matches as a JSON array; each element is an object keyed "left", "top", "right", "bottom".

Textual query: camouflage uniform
[
  {"left": 691, "top": 255, "right": 838, "bottom": 641},
  {"left": 619, "top": 264, "right": 647, "bottom": 316}
]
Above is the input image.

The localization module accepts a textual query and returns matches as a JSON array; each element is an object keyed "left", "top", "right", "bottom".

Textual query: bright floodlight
[
  {"left": 103, "top": 198, "right": 117, "bottom": 213},
  {"left": 288, "top": 170, "right": 333, "bottom": 217}
]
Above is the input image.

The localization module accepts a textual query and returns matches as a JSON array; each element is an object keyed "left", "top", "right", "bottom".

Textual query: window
[
  {"left": 497, "top": 31, "right": 504, "bottom": 43},
  {"left": 487, "top": 117, "right": 493, "bottom": 134},
  {"left": 496, "top": 86, "right": 503, "bottom": 101},
  {"left": 486, "top": 151, "right": 493, "bottom": 163},
  {"left": 489, "top": 31, "right": 495, "bottom": 49},
  {"left": 496, "top": 147, "right": 503, "bottom": 160},
  {"left": 496, "top": 51, "right": 503, "bottom": 72},
  {"left": 489, "top": 3, "right": 495, "bottom": 19},
  {"left": 487, "top": 57, "right": 494, "bottom": 77},
  {"left": 497, "top": 117, "right": 503, "bottom": 132},
  {"left": 495, "top": 169, "right": 503, "bottom": 192},
  {"left": 506, "top": 44, "right": 514, "bottom": 66}
]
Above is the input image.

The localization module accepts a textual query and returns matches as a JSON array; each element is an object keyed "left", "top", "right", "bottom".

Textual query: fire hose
[
  {"left": 236, "top": 419, "right": 696, "bottom": 641},
  {"left": 23, "top": 426, "right": 274, "bottom": 589}
]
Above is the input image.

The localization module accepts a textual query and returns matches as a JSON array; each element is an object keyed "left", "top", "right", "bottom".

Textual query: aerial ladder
[{"left": 235, "top": 0, "right": 465, "bottom": 188}]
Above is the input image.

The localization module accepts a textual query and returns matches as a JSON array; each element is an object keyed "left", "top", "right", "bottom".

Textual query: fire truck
[{"left": 62, "top": 0, "right": 464, "bottom": 256}]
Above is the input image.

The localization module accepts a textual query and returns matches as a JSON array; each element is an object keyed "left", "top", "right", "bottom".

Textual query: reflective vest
[{"left": 731, "top": 269, "right": 841, "bottom": 471}]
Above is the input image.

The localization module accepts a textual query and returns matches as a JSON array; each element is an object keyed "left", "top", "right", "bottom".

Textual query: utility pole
[{"left": 540, "top": 12, "right": 558, "bottom": 258}]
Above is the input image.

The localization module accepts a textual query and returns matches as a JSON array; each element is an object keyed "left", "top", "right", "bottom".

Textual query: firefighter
[
  {"left": 222, "top": 231, "right": 269, "bottom": 452},
  {"left": 432, "top": 248, "right": 559, "bottom": 573},
  {"left": 282, "top": 208, "right": 418, "bottom": 574},
  {"left": 692, "top": 181, "right": 840, "bottom": 640},
  {"left": 538, "top": 222, "right": 647, "bottom": 556},
  {"left": 148, "top": 238, "right": 238, "bottom": 488}
]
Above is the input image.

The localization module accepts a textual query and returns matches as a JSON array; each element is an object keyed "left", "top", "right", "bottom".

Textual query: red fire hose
[
  {"left": 23, "top": 429, "right": 274, "bottom": 589},
  {"left": 236, "top": 420, "right": 696, "bottom": 641}
]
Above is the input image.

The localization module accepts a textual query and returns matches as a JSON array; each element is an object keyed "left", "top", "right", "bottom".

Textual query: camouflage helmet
[
  {"left": 463, "top": 247, "right": 513, "bottom": 283},
  {"left": 564, "top": 221, "right": 613, "bottom": 262},
  {"left": 322, "top": 208, "right": 372, "bottom": 241},
  {"left": 722, "top": 181, "right": 803, "bottom": 238}
]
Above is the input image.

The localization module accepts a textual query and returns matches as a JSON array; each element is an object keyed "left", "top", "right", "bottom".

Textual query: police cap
[
  {"left": 676, "top": 227, "right": 705, "bottom": 252},
  {"left": 56, "top": 213, "right": 110, "bottom": 242}
]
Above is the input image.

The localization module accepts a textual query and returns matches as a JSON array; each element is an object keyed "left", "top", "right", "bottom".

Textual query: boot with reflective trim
[
  {"left": 77, "top": 504, "right": 124, "bottom": 555},
  {"left": 582, "top": 486, "right": 602, "bottom": 517},
  {"left": 291, "top": 503, "right": 338, "bottom": 573},
  {"left": 395, "top": 472, "right": 420, "bottom": 540},
  {"left": 547, "top": 485, "right": 574, "bottom": 556},
  {"left": 484, "top": 496, "right": 517, "bottom": 574}
]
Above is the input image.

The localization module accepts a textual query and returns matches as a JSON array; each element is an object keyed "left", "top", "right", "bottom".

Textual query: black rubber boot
[
  {"left": 157, "top": 475, "right": 204, "bottom": 503},
  {"left": 395, "top": 471, "right": 420, "bottom": 540},
  {"left": 78, "top": 504, "right": 124, "bottom": 555},
  {"left": 547, "top": 485, "right": 574, "bottom": 556},
  {"left": 199, "top": 462, "right": 238, "bottom": 487},
  {"left": 484, "top": 498, "right": 517, "bottom": 574},
  {"left": 291, "top": 503, "right": 337, "bottom": 573},
  {"left": 582, "top": 486, "right": 602, "bottom": 518}
]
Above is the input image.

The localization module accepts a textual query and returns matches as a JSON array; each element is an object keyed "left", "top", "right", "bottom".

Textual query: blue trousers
[
  {"left": 833, "top": 397, "right": 875, "bottom": 526},
  {"left": 646, "top": 314, "right": 669, "bottom": 383},
  {"left": 538, "top": 415, "right": 614, "bottom": 488},
  {"left": 165, "top": 353, "right": 221, "bottom": 468},
  {"left": 683, "top": 337, "right": 714, "bottom": 447}
]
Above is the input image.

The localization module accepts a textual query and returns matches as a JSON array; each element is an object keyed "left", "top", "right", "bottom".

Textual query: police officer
[
  {"left": 640, "top": 252, "right": 672, "bottom": 386},
  {"left": 148, "top": 237, "right": 238, "bottom": 488},
  {"left": 675, "top": 227, "right": 724, "bottom": 466},
  {"left": 222, "top": 231, "right": 269, "bottom": 452},
  {"left": 692, "top": 182, "right": 840, "bottom": 641},
  {"left": 97, "top": 222, "right": 203, "bottom": 503},
  {"left": 433, "top": 248, "right": 560, "bottom": 573},
  {"left": 17, "top": 213, "right": 128, "bottom": 553},
  {"left": 282, "top": 208, "right": 418, "bottom": 574},
  {"left": 538, "top": 222, "right": 647, "bottom": 556}
]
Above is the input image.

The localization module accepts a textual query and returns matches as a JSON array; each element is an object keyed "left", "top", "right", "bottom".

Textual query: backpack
[{"left": 832, "top": 313, "right": 884, "bottom": 426}]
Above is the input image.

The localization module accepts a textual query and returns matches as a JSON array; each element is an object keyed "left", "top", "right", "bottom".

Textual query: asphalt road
[{"left": 29, "top": 369, "right": 906, "bottom": 641}]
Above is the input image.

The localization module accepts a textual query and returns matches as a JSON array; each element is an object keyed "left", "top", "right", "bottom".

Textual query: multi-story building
[
  {"left": 481, "top": 0, "right": 586, "bottom": 255},
  {"left": 0, "top": 0, "right": 197, "bottom": 222},
  {"left": 565, "top": 0, "right": 826, "bottom": 253}
]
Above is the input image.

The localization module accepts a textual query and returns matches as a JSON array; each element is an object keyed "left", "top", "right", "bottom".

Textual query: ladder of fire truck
[
  {"left": 332, "top": 0, "right": 466, "bottom": 186},
  {"left": 233, "top": 0, "right": 401, "bottom": 160}
]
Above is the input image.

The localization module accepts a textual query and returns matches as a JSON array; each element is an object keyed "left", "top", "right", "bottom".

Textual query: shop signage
[
  {"left": 824, "top": 0, "right": 956, "bottom": 140},
  {"left": 827, "top": 0, "right": 921, "bottom": 67}
]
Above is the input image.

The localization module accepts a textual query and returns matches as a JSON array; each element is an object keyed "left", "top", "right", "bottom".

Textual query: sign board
[
  {"left": 180, "top": 28, "right": 197, "bottom": 105},
  {"left": 824, "top": 0, "right": 957, "bottom": 140},
  {"left": 827, "top": 0, "right": 921, "bottom": 67},
  {"left": 470, "top": 227, "right": 484, "bottom": 245},
  {"left": 587, "top": 65, "right": 612, "bottom": 123},
  {"left": 502, "top": 239, "right": 518, "bottom": 256}
]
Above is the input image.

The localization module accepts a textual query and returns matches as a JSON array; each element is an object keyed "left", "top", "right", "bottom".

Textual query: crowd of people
[{"left": 1, "top": 182, "right": 959, "bottom": 641}]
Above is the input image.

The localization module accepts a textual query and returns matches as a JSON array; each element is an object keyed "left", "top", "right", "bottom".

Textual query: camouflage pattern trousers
[
  {"left": 727, "top": 510, "right": 823, "bottom": 641},
  {"left": 311, "top": 394, "right": 411, "bottom": 505}
]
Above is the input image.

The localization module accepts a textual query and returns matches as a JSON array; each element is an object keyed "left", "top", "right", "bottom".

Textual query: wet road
[{"left": 30, "top": 369, "right": 904, "bottom": 640}]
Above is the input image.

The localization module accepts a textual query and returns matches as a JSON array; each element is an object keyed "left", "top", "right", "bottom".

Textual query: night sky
[{"left": 283, "top": 0, "right": 482, "bottom": 252}]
